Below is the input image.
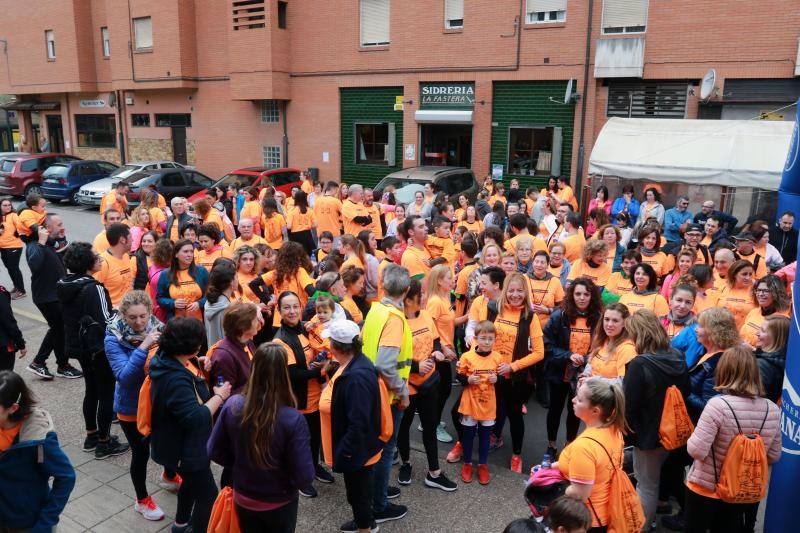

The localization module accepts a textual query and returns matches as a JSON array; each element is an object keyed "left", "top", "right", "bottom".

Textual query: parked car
[
  {"left": 187, "top": 167, "right": 302, "bottom": 203},
  {"left": 77, "top": 160, "right": 187, "bottom": 207},
  {"left": 119, "top": 168, "right": 215, "bottom": 206},
  {"left": 41, "top": 160, "right": 119, "bottom": 204},
  {"left": 0, "top": 153, "right": 81, "bottom": 197},
  {"left": 374, "top": 166, "right": 478, "bottom": 206}
]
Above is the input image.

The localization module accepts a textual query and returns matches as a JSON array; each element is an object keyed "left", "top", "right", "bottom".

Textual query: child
[
  {"left": 377, "top": 236, "right": 403, "bottom": 300},
  {"left": 457, "top": 320, "right": 502, "bottom": 485},
  {"left": 427, "top": 216, "right": 458, "bottom": 269},
  {"left": 315, "top": 231, "right": 334, "bottom": 265},
  {"left": 305, "top": 295, "right": 335, "bottom": 356},
  {"left": 545, "top": 496, "right": 592, "bottom": 533}
]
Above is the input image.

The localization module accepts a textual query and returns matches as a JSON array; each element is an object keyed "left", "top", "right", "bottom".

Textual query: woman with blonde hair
[
  {"left": 661, "top": 247, "right": 696, "bottom": 299},
  {"left": 340, "top": 265, "right": 366, "bottom": 324},
  {"left": 567, "top": 239, "right": 611, "bottom": 289},
  {"left": 582, "top": 303, "right": 636, "bottom": 382},
  {"left": 339, "top": 234, "right": 366, "bottom": 271},
  {"left": 717, "top": 260, "right": 757, "bottom": 329},
  {"left": 466, "top": 242, "right": 503, "bottom": 302},
  {"left": 140, "top": 188, "right": 166, "bottom": 235},
  {"left": 233, "top": 245, "right": 262, "bottom": 304},
  {"left": 128, "top": 206, "right": 151, "bottom": 252},
  {"left": 754, "top": 315, "right": 789, "bottom": 402}
]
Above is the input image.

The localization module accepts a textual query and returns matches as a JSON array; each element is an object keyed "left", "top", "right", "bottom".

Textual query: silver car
[{"left": 77, "top": 160, "right": 187, "bottom": 207}]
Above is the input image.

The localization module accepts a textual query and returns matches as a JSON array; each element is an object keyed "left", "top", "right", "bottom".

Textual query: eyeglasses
[{"left": 754, "top": 289, "right": 771, "bottom": 294}]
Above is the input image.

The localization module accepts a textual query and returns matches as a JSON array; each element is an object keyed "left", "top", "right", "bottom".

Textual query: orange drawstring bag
[{"left": 208, "top": 486, "right": 241, "bottom": 533}]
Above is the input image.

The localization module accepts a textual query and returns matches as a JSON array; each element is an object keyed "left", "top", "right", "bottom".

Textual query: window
[
  {"left": 232, "top": 0, "right": 266, "bottom": 30},
  {"left": 101, "top": 27, "right": 110, "bottom": 57},
  {"left": 262, "top": 146, "right": 281, "bottom": 168},
  {"left": 602, "top": 0, "right": 647, "bottom": 34},
  {"left": 78, "top": 163, "right": 100, "bottom": 177},
  {"left": 441, "top": 172, "right": 474, "bottom": 196},
  {"left": 98, "top": 162, "right": 118, "bottom": 173},
  {"left": 188, "top": 171, "right": 213, "bottom": 187},
  {"left": 75, "top": 115, "right": 117, "bottom": 148},
  {"left": 260, "top": 100, "right": 279, "bottom": 123},
  {"left": 356, "top": 122, "right": 396, "bottom": 166},
  {"left": 278, "top": 1, "right": 288, "bottom": 29},
  {"left": 160, "top": 172, "right": 185, "bottom": 187},
  {"left": 525, "top": 0, "right": 566, "bottom": 23},
  {"left": 155, "top": 114, "right": 192, "bottom": 127},
  {"left": 607, "top": 82, "right": 688, "bottom": 118},
  {"left": 444, "top": 0, "right": 464, "bottom": 29},
  {"left": 272, "top": 171, "right": 300, "bottom": 186},
  {"left": 507, "top": 126, "right": 563, "bottom": 177},
  {"left": 45, "top": 30, "right": 55, "bottom": 59},
  {"left": 360, "top": 0, "right": 390, "bottom": 46},
  {"left": 131, "top": 113, "right": 151, "bottom": 127},
  {"left": 20, "top": 160, "right": 39, "bottom": 172},
  {"left": 133, "top": 17, "right": 153, "bottom": 49}
]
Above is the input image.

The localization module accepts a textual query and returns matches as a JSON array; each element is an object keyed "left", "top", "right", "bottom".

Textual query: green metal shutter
[{"left": 340, "top": 87, "right": 404, "bottom": 188}]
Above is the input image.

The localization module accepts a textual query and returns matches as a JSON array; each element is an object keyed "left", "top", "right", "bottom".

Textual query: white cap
[{"left": 321, "top": 320, "right": 361, "bottom": 344}]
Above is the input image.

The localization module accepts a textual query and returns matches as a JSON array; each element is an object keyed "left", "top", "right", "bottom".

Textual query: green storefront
[
  {"left": 340, "top": 87, "right": 404, "bottom": 188},
  {"left": 489, "top": 81, "right": 576, "bottom": 190}
]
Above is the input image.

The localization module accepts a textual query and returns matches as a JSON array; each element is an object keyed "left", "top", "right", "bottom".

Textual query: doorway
[
  {"left": 171, "top": 127, "right": 187, "bottom": 165},
  {"left": 420, "top": 124, "right": 472, "bottom": 167},
  {"left": 46, "top": 115, "right": 64, "bottom": 153}
]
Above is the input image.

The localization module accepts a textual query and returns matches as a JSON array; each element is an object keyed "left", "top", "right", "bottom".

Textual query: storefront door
[
  {"left": 46, "top": 115, "right": 64, "bottom": 153},
  {"left": 420, "top": 123, "right": 472, "bottom": 167}
]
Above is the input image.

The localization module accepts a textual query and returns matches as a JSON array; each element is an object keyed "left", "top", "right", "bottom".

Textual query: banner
[{"left": 765, "top": 99, "right": 800, "bottom": 532}]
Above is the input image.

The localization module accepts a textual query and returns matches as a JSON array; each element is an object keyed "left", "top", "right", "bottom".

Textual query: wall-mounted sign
[
  {"left": 80, "top": 99, "right": 106, "bottom": 108},
  {"left": 420, "top": 83, "right": 475, "bottom": 109},
  {"left": 492, "top": 164, "right": 504, "bottom": 181},
  {"left": 405, "top": 144, "right": 416, "bottom": 161},
  {"left": 394, "top": 96, "right": 404, "bottom": 111}
]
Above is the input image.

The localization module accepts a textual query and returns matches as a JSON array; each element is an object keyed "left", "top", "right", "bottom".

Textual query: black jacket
[
  {"left": 165, "top": 212, "right": 192, "bottom": 240},
  {"left": 148, "top": 353, "right": 212, "bottom": 472},
  {"left": 769, "top": 226, "right": 798, "bottom": 265},
  {"left": 274, "top": 324, "right": 321, "bottom": 410},
  {"left": 693, "top": 210, "right": 738, "bottom": 233},
  {"left": 56, "top": 275, "right": 113, "bottom": 359},
  {"left": 133, "top": 249, "right": 149, "bottom": 290},
  {"left": 542, "top": 309, "right": 599, "bottom": 384},
  {"left": 331, "top": 353, "right": 383, "bottom": 474},
  {"left": 623, "top": 348, "right": 690, "bottom": 450},
  {"left": 755, "top": 347, "right": 786, "bottom": 403},
  {"left": 25, "top": 240, "right": 66, "bottom": 304},
  {"left": 0, "top": 287, "right": 24, "bottom": 352}
]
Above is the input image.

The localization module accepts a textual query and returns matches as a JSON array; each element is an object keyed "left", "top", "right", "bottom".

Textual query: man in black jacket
[
  {"left": 165, "top": 196, "right": 192, "bottom": 242},
  {"left": 693, "top": 200, "right": 738, "bottom": 233},
  {"left": 769, "top": 211, "right": 798, "bottom": 265},
  {"left": 25, "top": 215, "right": 82, "bottom": 380}
]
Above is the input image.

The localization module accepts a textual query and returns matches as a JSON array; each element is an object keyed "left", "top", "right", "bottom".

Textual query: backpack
[
  {"left": 712, "top": 397, "right": 771, "bottom": 504},
  {"left": 658, "top": 385, "right": 695, "bottom": 450},
  {"left": 135, "top": 346, "right": 159, "bottom": 437},
  {"left": 584, "top": 436, "right": 646, "bottom": 533},
  {"left": 208, "top": 486, "right": 241, "bottom": 533},
  {"left": 377, "top": 376, "right": 394, "bottom": 443}
]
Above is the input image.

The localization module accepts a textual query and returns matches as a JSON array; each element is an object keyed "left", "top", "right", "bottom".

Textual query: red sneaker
[
  {"left": 478, "top": 464, "right": 491, "bottom": 485},
  {"left": 461, "top": 463, "right": 473, "bottom": 483},
  {"left": 446, "top": 441, "right": 463, "bottom": 463},
  {"left": 158, "top": 471, "right": 182, "bottom": 493},
  {"left": 510, "top": 454, "right": 523, "bottom": 474}
]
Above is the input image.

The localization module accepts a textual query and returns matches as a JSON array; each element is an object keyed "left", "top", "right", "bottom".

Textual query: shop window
[
  {"left": 356, "top": 122, "right": 396, "bottom": 166},
  {"left": 602, "top": 0, "right": 647, "bottom": 34},
  {"left": 75, "top": 114, "right": 117, "bottom": 148},
  {"left": 607, "top": 82, "right": 687, "bottom": 118},
  {"left": 261, "top": 100, "right": 279, "bottom": 123},
  {"left": 278, "top": 1, "right": 288, "bottom": 29},
  {"left": 45, "top": 30, "right": 55, "bottom": 59},
  {"left": 507, "top": 126, "right": 562, "bottom": 177},
  {"left": 155, "top": 114, "right": 192, "bottom": 127},
  {"left": 272, "top": 171, "right": 300, "bottom": 186},
  {"left": 262, "top": 146, "right": 281, "bottom": 168},
  {"left": 101, "top": 27, "right": 110, "bottom": 57},
  {"left": 444, "top": 0, "right": 464, "bottom": 29},
  {"left": 133, "top": 17, "right": 153, "bottom": 49},
  {"left": 360, "top": 0, "right": 390, "bottom": 46},
  {"left": 526, "top": 0, "right": 567, "bottom": 23},
  {"left": 131, "top": 114, "right": 151, "bottom": 127},
  {"left": 232, "top": 0, "right": 266, "bottom": 30}
]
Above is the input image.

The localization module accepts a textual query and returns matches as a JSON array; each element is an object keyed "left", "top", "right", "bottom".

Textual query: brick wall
[{"left": 74, "top": 146, "right": 120, "bottom": 165}]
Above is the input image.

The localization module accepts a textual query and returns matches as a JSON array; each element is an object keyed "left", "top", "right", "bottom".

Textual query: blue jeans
[{"left": 372, "top": 403, "right": 403, "bottom": 512}]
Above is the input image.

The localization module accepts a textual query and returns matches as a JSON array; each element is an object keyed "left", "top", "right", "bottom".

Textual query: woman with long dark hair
[
  {"left": 0, "top": 198, "right": 25, "bottom": 298},
  {"left": 287, "top": 190, "right": 316, "bottom": 255},
  {"left": 133, "top": 230, "right": 159, "bottom": 291},
  {"left": 204, "top": 261, "right": 240, "bottom": 346},
  {"left": 156, "top": 239, "right": 209, "bottom": 321},
  {"left": 257, "top": 242, "right": 315, "bottom": 328},
  {"left": 208, "top": 342, "right": 315, "bottom": 532}
]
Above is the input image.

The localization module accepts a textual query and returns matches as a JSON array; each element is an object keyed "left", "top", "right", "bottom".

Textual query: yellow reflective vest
[{"left": 362, "top": 301, "right": 413, "bottom": 401}]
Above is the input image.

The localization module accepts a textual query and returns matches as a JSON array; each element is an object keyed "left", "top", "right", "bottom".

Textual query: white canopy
[{"left": 589, "top": 117, "right": 795, "bottom": 191}]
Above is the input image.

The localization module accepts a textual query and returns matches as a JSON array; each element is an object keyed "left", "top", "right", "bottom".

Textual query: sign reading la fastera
[{"left": 420, "top": 83, "right": 475, "bottom": 107}]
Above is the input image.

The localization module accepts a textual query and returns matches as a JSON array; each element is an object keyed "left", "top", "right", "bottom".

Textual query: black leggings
[
  {"left": 289, "top": 230, "right": 315, "bottom": 256},
  {"left": 398, "top": 386, "right": 439, "bottom": 471},
  {"left": 494, "top": 378, "right": 529, "bottom": 455},
  {"left": 450, "top": 389, "right": 464, "bottom": 442},
  {"left": 0, "top": 348, "right": 15, "bottom": 371},
  {"left": 78, "top": 352, "right": 115, "bottom": 439},
  {"left": 175, "top": 466, "right": 218, "bottom": 531},
  {"left": 236, "top": 499, "right": 298, "bottom": 533},
  {"left": 0, "top": 247, "right": 24, "bottom": 292},
  {"left": 684, "top": 487, "right": 757, "bottom": 533},
  {"left": 547, "top": 381, "right": 580, "bottom": 443},
  {"left": 344, "top": 466, "right": 374, "bottom": 530},
  {"left": 435, "top": 361, "right": 452, "bottom": 426},
  {"left": 33, "top": 301, "right": 66, "bottom": 367},
  {"left": 119, "top": 420, "right": 151, "bottom": 501},
  {"left": 305, "top": 411, "right": 321, "bottom": 468}
]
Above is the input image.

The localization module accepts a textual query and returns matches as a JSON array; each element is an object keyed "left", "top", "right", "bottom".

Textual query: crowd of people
[{"left": 0, "top": 172, "right": 794, "bottom": 533}]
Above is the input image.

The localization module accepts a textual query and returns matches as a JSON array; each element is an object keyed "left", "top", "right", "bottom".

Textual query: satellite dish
[
  {"left": 564, "top": 79, "right": 574, "bottom": 104},
  {"left": 700, "top": 69, "right": 717, "bottom": 100}
]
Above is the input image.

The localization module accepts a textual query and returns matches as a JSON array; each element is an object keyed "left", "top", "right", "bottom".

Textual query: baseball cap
[
  {"left": 685, "top": 223, "right": 704, "bottom": 234},
  {"left": 732, "top": 231, "right": 756, "bottom": 242},
  {"left": 321, "top": 320, "right": 361, "bottom": 344}
]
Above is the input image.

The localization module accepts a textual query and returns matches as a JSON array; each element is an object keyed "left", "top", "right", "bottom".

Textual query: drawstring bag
[
  {"left": 584, "top": 437, "right": 645, "bottom": 533},
  {"left": 378, "top": 376, "right": 394, "bottom": 443},
  {"left": 208, "top": 486, "right": 241, "bottom": 533},
  {"left": 659, "top": 385, "right": 695, "bottom": 450}
]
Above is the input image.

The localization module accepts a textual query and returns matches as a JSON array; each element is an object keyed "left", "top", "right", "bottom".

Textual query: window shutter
[
  {"left": 551, "top": 127, "right": 563, "bottom": 177},
  {"left": 602, "top": 0, "right": 647, "bottom": 29},
  {"left": 527, "top": 0, "right": 567, "bottom": 14},
  {"left": 445, "top": 0, "right": 464, "bottom": 21},
  {"left": 361, "top": 0, "right": 390, "bottom": 45},
  {"left": 134, "top": 18, "right": 153, "bottom": 49}
]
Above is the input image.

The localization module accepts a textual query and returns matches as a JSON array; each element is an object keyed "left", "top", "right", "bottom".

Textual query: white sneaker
[{"left": 134, "top": 496, "right": 165, "bottom": 521}]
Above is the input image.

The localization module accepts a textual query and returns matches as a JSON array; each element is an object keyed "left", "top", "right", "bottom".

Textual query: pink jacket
[{"left": 686, "top": 394, "right": 781, "bottom": 493}]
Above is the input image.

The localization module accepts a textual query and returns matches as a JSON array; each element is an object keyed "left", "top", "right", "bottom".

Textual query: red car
[
  {"left": 0, "top": 153, "right": 82, "bottom": 197},
  {"left": 187, "top": 167, "right": 303, "bottom": 203}
]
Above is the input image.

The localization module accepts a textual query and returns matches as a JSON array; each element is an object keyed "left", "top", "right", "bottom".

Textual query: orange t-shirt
[
  {"left": 236, "top": 271, "right": 259, "bottom": 303},
  {"left": 94, "top": 251, "right": 136, "bottom": 308},
  {"left": 426, "top": 236, "right": 457, "bottom": 267},
  {"left": 562, "top": 233, "right": 586, "bottom": 263},
  {"left": 195, "top": 245, "right": 231, "bottom": 272},
  {"left": 240, "top": 200, "right": 263, "bottom": 230},
  {"left": 589, "top": 339, "right": 637, "bottom": 378},
  {"left": 0, "top": 213, "right": 23, "bottom": 249},
  {"left": 149, "top": 207, "right": 167, "bottom": 235},
  {"left": 488, "top": 194, "right": 507, "bottom": 207},
  {"left": 458, "top": 349, "right": 503, "bottom": 421},
  {"left": 493, "top": 305, "right": 544, "bottom": 372},
  {"left": 740, "top": 308, "right": 790, "bottom": 347},
  {"left": 640, "top": 251, "right": 673, "bottom": 278},
  {"left": 717, "top": 286, "right": 757, "bottom": 330},
  {"left": 365, "top": 203, "right": 383, "bottom": 239},
  {"left": 313, "top": 195, "right": 343, "bottom": 237},
  {"left": 306, "top": 318, "right": 332, "bottom": 355},
  {"left": 203, "top": 209, "right": 233, "bottom": 242},
  {"left": 693, "top": 291, "right": 719, "bottom": 314},
  {"left": 341, "top": 255, "right": 365, "bottom": 273},
  {"left": 287, "top": 207, "right": 315, "bottom": 233},
  {"left": 100, "top": 192, "right": 127, "bottom": 218},
  {"left": 228, "top": 234, "right": 267, "bottom": 255},
  {"left": 528, "top": 274, "right": 565, "bottom": 327},
  {"left": 737, "top": 251, "right": 769, "bottom": 280},
  {"left": 505, "top": 233, "right": 547, "bottom": 255},
  {"left": 458, "top": 219, "right": 484, "bottom": 236},
  {"left": 341, "top": 199, "right": 371, "bottom": 237},
  {"left": 301, "top": 179, "right": 314, "bottom": 194},
  {"left": 17, "top": 209, "right": 46, "bottom": 236},
  {"left": 567, "top": 259, "right": 612, "bottom": 288},
  {"left": 274, "top": 334, "right": 319, "bottom": 414},
  {"left": 619, "top": 291, "right": 670, "bottom": 316},
  {"left": 341, "top": 296, "right": 363, "bottom": 324},
  {"left": 401, "top": 245, "right": 431, "bottom": 280},
  {"left": 408, "top": 310, "right": 439, "bottom": 394},
  {"left": 558, "top": 426, "right": 624, "bottom": 528},
  {"left": 0, "top": 423, "right": 21, "bottom": 452},
  {"left": 168, "top": 269, "right": 205, "bottom": 321},
  {"left": 468, "top": 294, "right": 490, "bottom": 324},
  {"left": 92, "top": 231, "right": 110, "bottom": 254},
  {"left": 262, "top": 267, "right": 315, "bottom": 326},
  {"left": 426, "top": 293, "right": 455, "bottom": 348},
  {"left": 569, "top": 316, "right": 592, "bottom": 356},
  {"left": 455, "top": 262, "right": 479, "bottom": 315},
  {"left": 604, "top": 272, "right": 633, "bottom": 296},
  {"left": 262, "top": 213, "right": 286, "bottom": 249}
]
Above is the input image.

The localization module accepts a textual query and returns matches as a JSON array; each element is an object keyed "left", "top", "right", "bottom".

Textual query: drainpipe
[
  {"left": 282, "top": 100, "right": 289, "bottom": 167},
  {"left": 575, "top": 0, "right": 594, "bottom": 212},
  {"left": 115, "top": 90, "right": 126, "bottom": 164}
]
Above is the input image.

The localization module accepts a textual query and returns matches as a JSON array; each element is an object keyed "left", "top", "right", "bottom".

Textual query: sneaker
[
  {"left": 510, "top": 454, "right": 523, "bottom": 474},
  {"left": 425, "top": 471, "right": 457, "bottom": 492},
  {"left": 436, "top": 422, "right": 453, "bottom": 443},
  {"left": 27, "top": 363, "right": 54, "bottom": 380},
  {"left": 158, "top": 471, "right": 182, "bottom": 493},
  {"left": 387, "top": 485, "right": 401, "bottom": 500},
  {"left": 488, "top": 434, "right": 504, "bottom": 452},
  {"left": 95, "top": 437, "right": 129, "bottom": 460},
  {"left": 545, "top": 446, "right": 558, "bottom": 462},
  {"left": 392, "top": 449, "right": 400, "bottom": 465},
  {"left": 398, "top": 463, "right": 412, "bottom": 485},
  {"left": 134, "top": 496, "right": 165, "bottom": 521},
  {"left": 299, "top": 485, "right": 318, "bottom": 498},
  {"left": 374, "top": 502, "right": 407, "bottom": 524},
  {"left": 461, "top": 463, "right": 473, "bottom": 483},
  {"left": 83, "top": 433, "right": 99, "bottom": 452},
  {"left": 340, "top": 520, "right": 379, "bottom": 533},
  {"left": 315, "top": 464, "right": 335, "bottom": 484},
  {"left": 171, "top": 524, "right": 192, "bottom": 533},
  {"left": 662, "top": 511, "right": 685, "bottom": 531},
  {"left": 446, "top": 441, "right": 463, "bottom": 463},
  {"left": 477, "top": 464, "right": 491, "bottom": 485},
  {"left": 56, "top": 364, "right": 83, "bottom": 379},
  {"left": 11, "top": 290, "right": 26, "bottom": 300}
]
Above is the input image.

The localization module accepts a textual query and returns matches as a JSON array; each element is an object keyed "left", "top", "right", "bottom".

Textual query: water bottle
[
  {"left": 217, "top": 375, "right": 225, "bottom": 387},
  {"left": 541, "top": 453, "right": 552, "bottom": 469}
]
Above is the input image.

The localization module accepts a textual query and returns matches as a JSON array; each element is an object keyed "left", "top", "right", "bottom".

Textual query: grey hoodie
[{"left": 204, "top": 294, "right": 231, "bottom": 346}]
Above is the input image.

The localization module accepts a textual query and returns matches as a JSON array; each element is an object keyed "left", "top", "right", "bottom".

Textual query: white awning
[
  {"left": 589, "top": 117, "right": 795, "bottom": 191},
  {"left": 414, "top": 109, "right": 473, "bottom": 124}
]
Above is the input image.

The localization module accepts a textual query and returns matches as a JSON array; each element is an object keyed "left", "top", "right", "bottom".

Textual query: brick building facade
[{"left": 0, "top": 0, "right": 798, "bottom": 198}]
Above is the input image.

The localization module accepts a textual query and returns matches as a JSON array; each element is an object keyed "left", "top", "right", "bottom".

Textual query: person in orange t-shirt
[
  {"left": 232, "top": 245, "right": 261, "bottom": 304},
  {"left": 637, "top": 226, "right": 674, "bottom": 278},
  {"left": 0, "top": 198, "right": 27, "bottom": 297},
  {"left": 401, "top": 215, "right": 434, "bottom": 280},
  {"left": 528, "top": 251, "right": 565, "bottom": 327},
  {"left": 716, "top": 260, "right": 758, "bottom": 330},
  {"left": 261, "top": 197, "right": 286, "bottom": 250},
  {"left": 100, "top": 182, "right": 129, "bottom": 219},
  {"left": 561, "top": 213, "right": 585, "bottom": 263},
  {"left": 341, "top": 185, "right": 373, "bottom": 238},
  {"left": 240, "top": 187, "right": 263, "bottom": 234},
  {"left": 313, "top": 182, "right": 343, "bottom": 239},
  {"left": 286, "top": 190, "right": 316, "bottom": 255},
  {"left": 426, "top": 217, "right": 457, "bottom": 269},
  {"left": 663, "top": 283, "right": 698, "bottom": 340},
  {"left": 340, "top": 265, "right": 366, "bottom": 324},
  {"left": 155, "top": 240, "right": 209, "bottom": 321},
  {"left": 17, "top": 194, "right": 47, "bottom": 238},
  {"left": 582, "top": 303, "right": 637, "bottom": 380},
  {"left": 619, "top": 263, "right": 669, "bottom": 317},
  {"left": 195, "top": 223, "right": 231, "bottom": 272},
  {"left": 93, "top": 223, "right": 136, "bottom": 308},
  {"left": 567, "top": 240, "right": 611, "bottom": 289},
  {"left": 740, "top": 275, "right": 790, "bottom": 347},
  {"left": 259, "top": 242, "right": 315, "bottom": 327}
]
